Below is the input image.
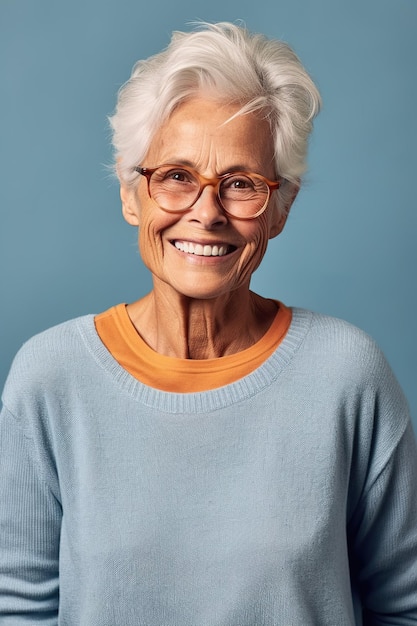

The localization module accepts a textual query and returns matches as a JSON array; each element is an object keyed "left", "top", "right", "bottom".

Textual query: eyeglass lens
[{"left": 149, "top": 166, "right": 270, "bottom": 218}]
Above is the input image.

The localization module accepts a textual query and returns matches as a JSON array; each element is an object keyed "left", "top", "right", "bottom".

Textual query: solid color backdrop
[{"left": 1, "top": 0, "right": 416, "bottom": 429}]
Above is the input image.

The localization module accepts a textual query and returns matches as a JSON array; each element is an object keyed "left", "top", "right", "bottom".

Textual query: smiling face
[{"left": 120, "top": 97, "right": 292, "bottom": 301}]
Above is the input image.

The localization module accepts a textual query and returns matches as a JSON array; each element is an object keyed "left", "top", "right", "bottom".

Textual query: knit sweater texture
[{"left": 1, "top": 307, "right": 416, "bottom": 625}]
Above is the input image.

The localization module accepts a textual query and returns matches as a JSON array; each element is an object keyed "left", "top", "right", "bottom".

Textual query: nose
[{"left": 188, "top": 185, "right": 228, "bottom": 228}]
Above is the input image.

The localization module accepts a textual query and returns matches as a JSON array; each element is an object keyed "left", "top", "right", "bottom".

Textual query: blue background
[{"left": 1, "top": 0, "right": 416, "bottom": 430}]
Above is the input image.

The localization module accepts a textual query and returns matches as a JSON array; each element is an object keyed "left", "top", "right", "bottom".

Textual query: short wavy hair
[{"left": 109, "top": 21, "right": 321, "bottom": 212}]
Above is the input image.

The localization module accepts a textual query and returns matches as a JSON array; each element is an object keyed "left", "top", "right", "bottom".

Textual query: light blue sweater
[{"left": 1, "top": 307, "right": 416, "bottom": 625}]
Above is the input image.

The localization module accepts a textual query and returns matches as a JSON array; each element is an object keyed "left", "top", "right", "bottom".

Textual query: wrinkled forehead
[{"left": 144, "top": 96, "right": 276, "bottom": 176}]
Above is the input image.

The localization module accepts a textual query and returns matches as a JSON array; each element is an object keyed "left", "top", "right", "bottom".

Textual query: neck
[{"left": 126, "top": 282, "right": 278, "bottom": 360}]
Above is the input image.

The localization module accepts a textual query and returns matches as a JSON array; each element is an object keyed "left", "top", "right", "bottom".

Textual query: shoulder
[
  {"left": 291, "top": 307, "right": 412, "bottom": 466},
  {"left": 292, "top": 308, "right": 391, "bottom": 378},
  {"left": 9, "top": 314, "right": 94, "bottom": 364},
  {"left": 1, "top": 314, "right": 96, "bottom": 409},
  {"left": 296, "top": 307, "right": 378, "bottom": 349},
  {"left": 290, "top": 307, "right": 409, "bottom": 419}
]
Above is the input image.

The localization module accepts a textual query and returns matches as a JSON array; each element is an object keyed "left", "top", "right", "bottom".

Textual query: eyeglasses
[{"left": 135, "top": 164, "right": 281, "bottom": 219}]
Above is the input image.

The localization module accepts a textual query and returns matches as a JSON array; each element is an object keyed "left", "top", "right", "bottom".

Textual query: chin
[
  {"left": 170, "top": 279, "right": 235, "bottom": 301},
  {"left": 177, "top": 288, "right": 229, "bottom": 301}
]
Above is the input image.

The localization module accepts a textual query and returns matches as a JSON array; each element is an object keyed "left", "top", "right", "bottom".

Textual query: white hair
[{"left": 109, "top": 21, "right": 321, "bottom": 212}]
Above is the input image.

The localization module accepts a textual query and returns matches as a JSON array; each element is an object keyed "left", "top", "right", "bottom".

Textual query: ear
[
  {"left": 268, "top": 182, "right": 299, "bottom": 240},
  {"left": 120, "top": 183, "right": 140, "bottom": 226}
]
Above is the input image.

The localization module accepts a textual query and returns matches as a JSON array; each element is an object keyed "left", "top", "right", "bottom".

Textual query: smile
[{"left": 173, "top": 241, "right": 234, "bottom": 257}]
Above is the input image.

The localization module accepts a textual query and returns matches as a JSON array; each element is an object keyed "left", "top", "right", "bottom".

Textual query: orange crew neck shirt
[{"left": 94, "top": 302, "right": 292, "bottom": 393}]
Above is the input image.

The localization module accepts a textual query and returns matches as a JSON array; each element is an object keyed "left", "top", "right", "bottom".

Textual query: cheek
[
  {"left": 235, "top": 215, "right": 271, "bottom": 278},
  {"left": 240, "top": 215, "right": 270, "bottom": 258},
  {"left": 138, "top": 222, "right": 160, "bottom": 268},
  {"left": 137, "top": 208, "right": 177, "bottom": 269}
]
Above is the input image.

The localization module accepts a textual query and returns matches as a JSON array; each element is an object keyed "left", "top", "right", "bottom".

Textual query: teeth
[{"left": 174, "top": 241, "right": 229, "bottom": 256}]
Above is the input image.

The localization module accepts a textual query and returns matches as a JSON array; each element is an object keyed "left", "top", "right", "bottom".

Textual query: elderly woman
[{"left": 1, "top": 21, "right": 416, "bottom": 625}]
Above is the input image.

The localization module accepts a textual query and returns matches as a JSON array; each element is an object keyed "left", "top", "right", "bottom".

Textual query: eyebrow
[{"left": 160, "top": 159, "right": 259, "bottom": 175}]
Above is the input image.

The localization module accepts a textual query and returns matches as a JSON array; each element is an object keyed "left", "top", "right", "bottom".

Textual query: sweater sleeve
[
  {"left": 347, "top": 367, "right": 417, "bottom": 624},
  {"left": 0, "top": 404, "right": 61, "bottom": 624}
]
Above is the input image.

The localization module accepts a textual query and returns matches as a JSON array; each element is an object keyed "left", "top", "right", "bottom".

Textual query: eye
[
  {"left": 157, "top": 167, "right": 195, "bottom": 184},
  {"left": 227, "top": 175, "right": 256, "bottom": 189},
  {"left": 221, "top": 174, "right": 258, "bottom": 197},
  {"left": 236, "top": 178, "right": 253, "bottom": 189},
  {"left": 168, "top": 170, "right": 189, "bottom": 182}
]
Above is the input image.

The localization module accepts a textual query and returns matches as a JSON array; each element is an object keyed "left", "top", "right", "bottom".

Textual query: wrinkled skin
[{"left": 120, "top": 97, "right": 298, "bottom": 359}]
